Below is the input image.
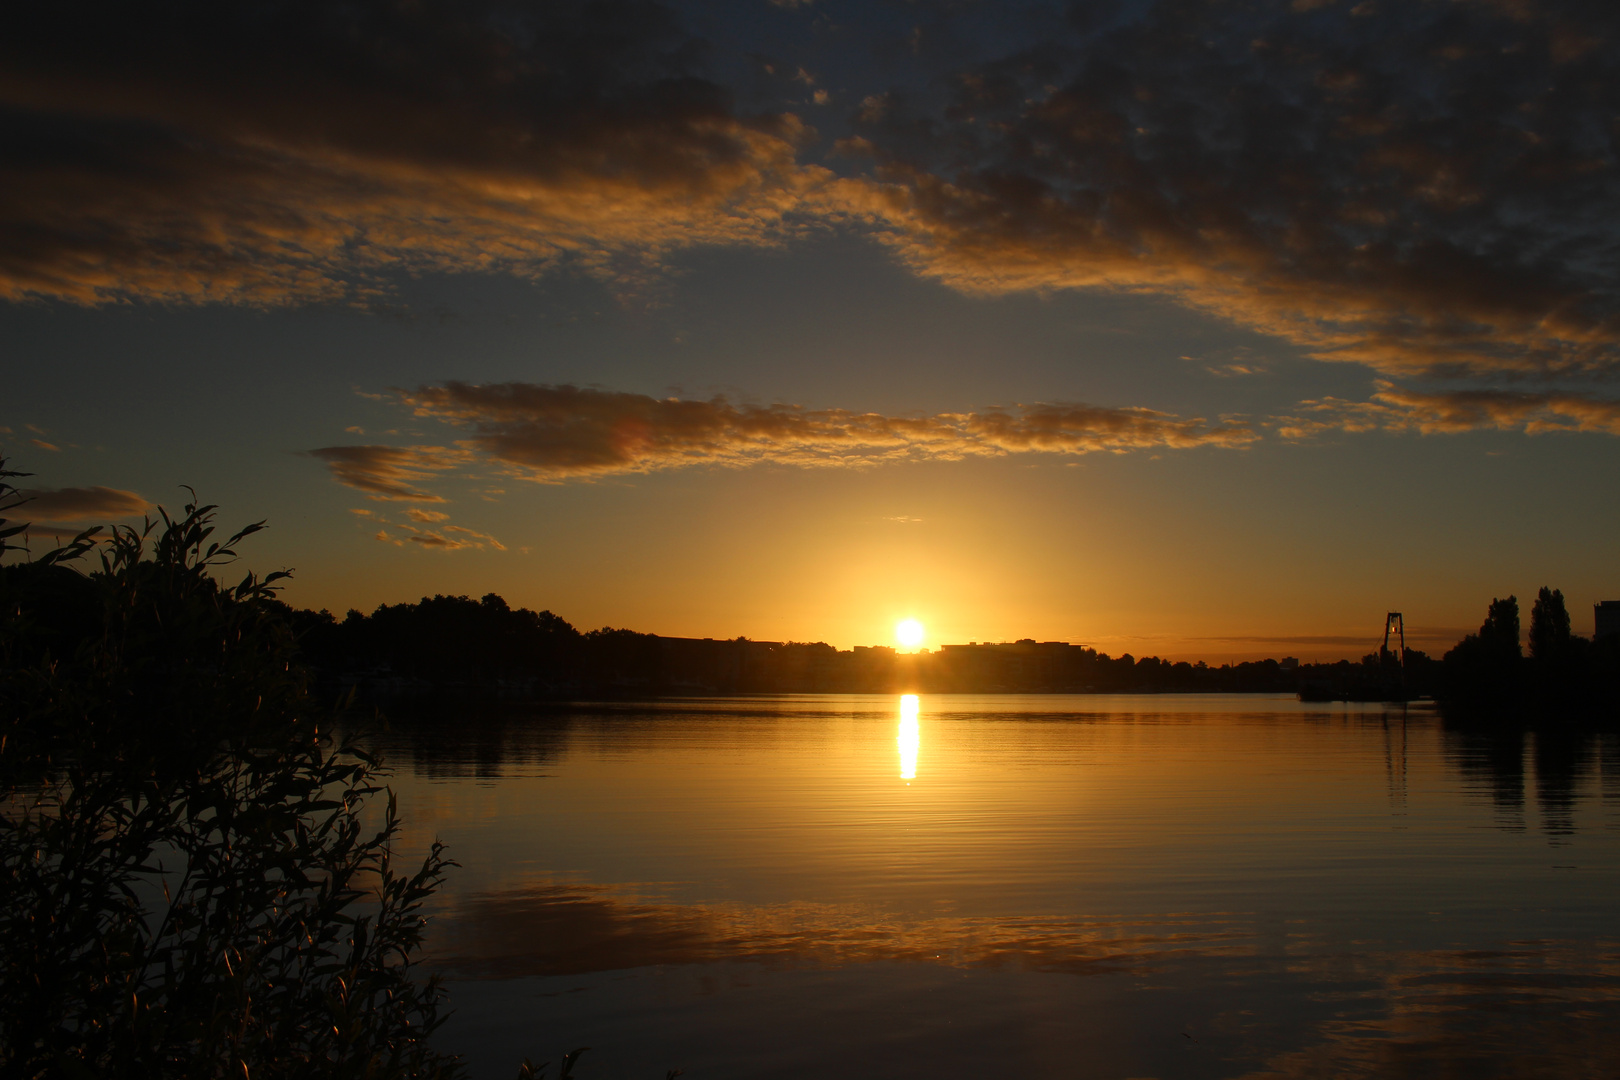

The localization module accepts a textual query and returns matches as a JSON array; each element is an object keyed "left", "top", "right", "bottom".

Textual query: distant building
[
  {"left": 1279, "top": 657, "right": 1300, "bottom": 670},
  {"left": 1596, "top": 601, "right": 1620, "bottom": 639}
]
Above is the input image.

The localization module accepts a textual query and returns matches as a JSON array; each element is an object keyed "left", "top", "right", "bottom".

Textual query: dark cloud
[
  {"left": 842, "top": 0, "right": 1620, "bottom": 379},
  {"left": 17, "top": 486, "right": 149, "bottom": 521},
  {"left": 14, "top": 0, "right": 1618, "bottom": 390},
  {"left": 0, "top": 0, "right": 821, "bottom": 304},
  {"left": 374, "top": 381, "right": 1255, "bottom": 483}
]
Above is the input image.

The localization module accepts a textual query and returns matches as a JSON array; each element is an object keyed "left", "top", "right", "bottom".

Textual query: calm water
[{"left": 377, "top": 694, "right": 1620, "bottom": 1079}]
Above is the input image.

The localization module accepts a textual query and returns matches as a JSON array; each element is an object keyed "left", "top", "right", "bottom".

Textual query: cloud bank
[
  {"left": 312, "top": 378, "right": 1620, "bottom": 503},
  {"left": 0, "top": 0, "right": 820, "bottom": 305},
  {"left": 842, "top": 0, "right": 1620, "bottom": 379},
  {"left": 309, "top": 382, "right": 1256, "bottom": 504},
  {"left": 370, "top": 382, "right": 1257, "bottom": 483},
  {"left": 8, "top": 0, "right": 1620, "bottom": 386}
]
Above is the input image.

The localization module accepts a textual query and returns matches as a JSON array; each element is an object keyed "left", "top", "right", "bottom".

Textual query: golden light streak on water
[{"left": 898, "top": 693, "right": 920, "bottom": 781}]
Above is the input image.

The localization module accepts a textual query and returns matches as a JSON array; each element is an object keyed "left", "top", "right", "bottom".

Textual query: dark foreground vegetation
[
  {"left": 0, "top": 470, "right": 462, "bottom": 1077},
  {"left": 284, "top": 593, "right": 1620, "bottom": 722},
  {"left": 0, "top": 464, "right": 623, "bottom": 1078}
]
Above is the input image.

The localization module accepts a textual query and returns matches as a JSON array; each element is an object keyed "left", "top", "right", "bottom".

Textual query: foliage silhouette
[
  {"left": 1, "top": 461, "right": 686, "bottom": 1079},
  {"left": 1529, "top": 587, "right": 1572, "bottom": 664},
  {"left": 295, "top": 593, "right": 580, "bottom": 687},
  {"left": 0, "top": 461, "right": 460, "bottom": 1078},
  {"left": 1440, "top": 590, "right": 1620, "bottom": 723},
  {"left": 1440, "top": 595, "right": 1525, "bottom": 715}
]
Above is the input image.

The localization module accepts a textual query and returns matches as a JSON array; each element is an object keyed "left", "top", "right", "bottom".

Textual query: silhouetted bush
[{"left": 0, "top": 462, "right": 459, "bottom": 1078}]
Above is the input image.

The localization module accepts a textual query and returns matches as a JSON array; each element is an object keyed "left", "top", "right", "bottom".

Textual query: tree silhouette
[
  {"left": 1441, "top": 595, "right": 1523, "bottom": 716},
  {"left": 1481, "top": 595, "right": 1522, "bottom": 658},
  {"left": 1529, "top": 586, "right": 1572, "bottom": 664}
]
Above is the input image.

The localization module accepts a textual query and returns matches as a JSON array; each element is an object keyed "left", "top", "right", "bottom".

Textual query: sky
[{"left": 5, "top": 0, "right": 1620, "bottom": 660}]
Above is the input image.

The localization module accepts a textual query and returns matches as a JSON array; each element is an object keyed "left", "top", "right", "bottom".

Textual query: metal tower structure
[
  {"left": 1380, "top": 612, "right": 1406, "bottom": 667},
  {"left": 1378, "top": 612, "right": 1409, "bottom": 701}
]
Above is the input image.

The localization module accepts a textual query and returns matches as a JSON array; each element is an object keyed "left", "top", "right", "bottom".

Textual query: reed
[{"left": 0, "top": 459, "right": 458, "bottom": 1078}]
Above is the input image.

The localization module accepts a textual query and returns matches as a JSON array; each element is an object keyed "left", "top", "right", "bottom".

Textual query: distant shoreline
[{"left": 290, "top": 590, "right": 1619, "bottom": 723}]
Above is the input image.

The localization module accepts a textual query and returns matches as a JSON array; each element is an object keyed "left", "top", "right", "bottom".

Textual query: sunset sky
[{"left": 6, "top": 0, "right": 1620, "bottom": 659}]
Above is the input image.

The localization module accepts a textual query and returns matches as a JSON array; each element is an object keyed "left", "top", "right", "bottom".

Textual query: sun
[{"left": 895, "top": 619, "right": 925, "bottom": 649}]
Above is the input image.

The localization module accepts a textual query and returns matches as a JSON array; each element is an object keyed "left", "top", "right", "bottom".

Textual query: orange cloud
[
  {"left": 324, "top": 379, "right": 1620, "bottom": 503},
  {"left": 966, "top": 404, "right": 1258, "bottom": 454},
  {"left": 374, "top": 521, "right": 505, "bottom": 552},
  {"left": 357, "top": 505, "right": 503, "bottom": 553},
  {"left": 1276, "top": 382, "right": 1620, "bottom": 438},
  {"left": 439, "top": 525, "right": 507, "bottom": 551},
  {"left": 382, "top": 381, "right": 1255, "bottom": 483},
  {"left": 306, "top": 445, "right": 467, "bottom": 502}
]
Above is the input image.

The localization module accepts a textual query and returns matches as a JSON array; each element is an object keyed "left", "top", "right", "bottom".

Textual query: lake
[{"left": 377, "top": 694, "right": 1620, "bottom": 1079}]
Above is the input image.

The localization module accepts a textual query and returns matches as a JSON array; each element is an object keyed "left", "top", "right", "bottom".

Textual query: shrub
[{"left": 0, "top": 461, "right": 460, "bottom": 1079}]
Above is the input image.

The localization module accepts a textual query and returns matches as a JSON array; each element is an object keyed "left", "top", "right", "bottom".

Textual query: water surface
[{"left": 379, "top": 694, "right": 1620, "bottom": 1079}]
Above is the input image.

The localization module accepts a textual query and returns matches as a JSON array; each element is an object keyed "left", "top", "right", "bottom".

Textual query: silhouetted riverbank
[
  {"left": 283, "top": 592, "right": 1406, "bottom": 699},
  {"left": 280, "top": 591, "right": 1620, "bottom": 724}
]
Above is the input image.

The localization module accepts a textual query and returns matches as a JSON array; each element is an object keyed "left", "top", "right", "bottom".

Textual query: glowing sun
[{"left": 895, "top": 619, "right": 925, "bottom": 649}]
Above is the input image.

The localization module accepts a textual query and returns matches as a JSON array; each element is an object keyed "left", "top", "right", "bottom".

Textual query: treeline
[
  {"left": 285, "top": 593, "right": 1351, "bottom": 695},
  {"left": 288, "top": 593, "right": 582, "bottom": 685},
  {"left": 281, "top": 591, "right": 1589, "bottom": 708},
  {"left": 19, "top": 569, "right": 1616, "bottom": 709}
]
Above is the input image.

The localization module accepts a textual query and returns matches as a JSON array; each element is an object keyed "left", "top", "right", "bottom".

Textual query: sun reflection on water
[{"left": 898, "top": 694, "right": 919, "bottom": 781}]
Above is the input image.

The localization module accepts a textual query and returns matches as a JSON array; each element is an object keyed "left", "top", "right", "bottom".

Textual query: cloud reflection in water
[
  {"left": 430, "top": 884, "right": 1620, "bottom": 1078},
  {"left": 427, "top": 882, "right": 1251, "bottom": 981}
]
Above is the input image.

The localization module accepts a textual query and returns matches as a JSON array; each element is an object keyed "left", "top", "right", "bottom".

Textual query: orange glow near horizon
[{"left": 283, "top": 458, "right": 1551, "bottom": 666}]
